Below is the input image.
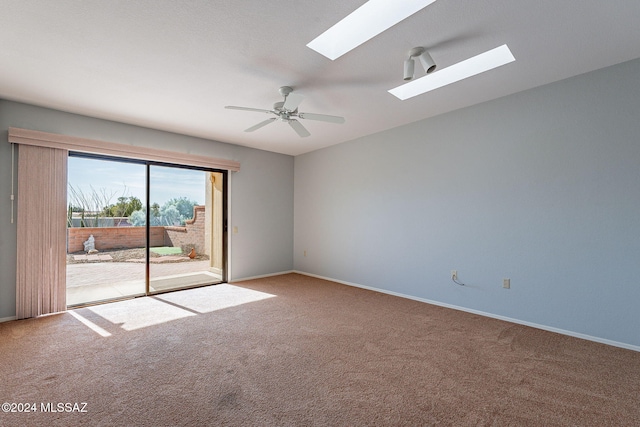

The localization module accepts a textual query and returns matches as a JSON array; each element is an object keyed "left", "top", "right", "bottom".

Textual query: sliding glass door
[
  {"left": 66, "top": 156, "right": 147, "bottom": 305},
  {"left": 66, "top": 155, "right": 226, "bottom": 306},
  {"left": 148, "top": 165, "right": 224, "bottom": 294}
]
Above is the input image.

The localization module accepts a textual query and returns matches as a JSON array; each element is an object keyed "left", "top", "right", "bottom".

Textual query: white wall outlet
[
  {"left": 304, "top": 250, "right": 307, "bottom": 257},
  {"left": 451, "top": 270, "right": 457, "bottom": 280},
  {"left": 503, "top": 278, "right": 510, "bottom": 289},
  {"left": 233, "top": 226, "right": 238, "bottom": 234}
]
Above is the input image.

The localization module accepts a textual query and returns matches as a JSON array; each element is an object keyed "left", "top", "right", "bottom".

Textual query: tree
[
  {"left": 129, "top": 209, "right": 147, "bottom": 227},
  {"left": 151, "top": 202, "right": 160, "bottom": 217},
  {"left": 161, "top": 205, "right": 181, "bottom": 226},
  {"left": 166, "top": 197, "right": 197, "bottom": 220},
  {"left": 68, "top": 184, "right": 117, "bottom": 227},
  {"left": 103, "top": 196, "right": 143, "bottom": 217},
  {"left": 129, "top": 197, "right": 198, "bottom": 227}
]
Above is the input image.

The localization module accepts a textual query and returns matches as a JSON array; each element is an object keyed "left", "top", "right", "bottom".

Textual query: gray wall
[
  {"left": 294, "top": 58, "right": 640, "bottom": 348},
  {"left": 0, "top": 101, "right": 294, "bottom": 319}
]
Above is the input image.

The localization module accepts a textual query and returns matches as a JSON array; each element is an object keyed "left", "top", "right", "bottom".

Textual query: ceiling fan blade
[
  {"left": 245, "top": 118, "right": 276, "bottom": 132},
  {"left": 282, "top": 93, "right": 304, "bottom": 112},
  {"left": 225, "top": 106, "right": 273, "bottom": 114},
  {"left": 288, "top": 119, "right": 311, "bottom": 138},
  {"left": 298, "top": 112, "right": 345, "bottom": 124}
]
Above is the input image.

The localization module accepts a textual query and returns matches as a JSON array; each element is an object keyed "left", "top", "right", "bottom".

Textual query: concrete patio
[{"left": 67, "top": 260, "right": 222, "bottom": 306}]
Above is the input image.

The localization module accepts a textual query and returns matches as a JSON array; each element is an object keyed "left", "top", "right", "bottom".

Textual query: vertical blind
[
  {"left": 9, "top": 127, "right": 240, "bottom": 318},
  {"left": 16, "top": 144, "right": 68, "bottom": 318}
]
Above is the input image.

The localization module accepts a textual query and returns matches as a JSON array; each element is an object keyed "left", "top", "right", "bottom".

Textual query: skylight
[
  {"left": 307, "top": 0, "right": 438, "bottom": 60},
  {"left": 388, "top": 44, "right": 516, "bottom": 100}
]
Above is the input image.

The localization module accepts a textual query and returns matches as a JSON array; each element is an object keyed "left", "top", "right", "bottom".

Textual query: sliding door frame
[
  {"left": 144, "top": 161, "right": 229, "bottom": 295},
  {"left": 69, "top": 151, "right": 229, "bottom": 300},
  {"left": 10, "top": 127, "right": 238, "bottom": 314}
]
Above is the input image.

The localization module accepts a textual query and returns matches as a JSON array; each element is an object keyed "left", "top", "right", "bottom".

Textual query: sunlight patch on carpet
[
  {"left": 154, "top": 284, "right": 276, "bottom": 314},
  {"left": 68, "top": 310, "right": 112, "bottom": 337},
  {"left": 73, "top": 284, "right": 276, "bottom": 332},
  {"left": 86, "top": 297, "right": 196, "bottom": 331}
]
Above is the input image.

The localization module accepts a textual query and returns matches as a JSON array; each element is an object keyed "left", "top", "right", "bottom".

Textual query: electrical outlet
[
  {"left": 304, "top": 250, "right": 307, "bottom": 257},
  {"left": 451, "top": 270, "right": 457, "bottom": 280},
  {"left": 503, "top": 278, "right": 510, "bottom": 289}
]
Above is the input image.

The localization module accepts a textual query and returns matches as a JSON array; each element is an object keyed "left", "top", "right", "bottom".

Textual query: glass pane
[
  {"left": 148, "top": 165, "right": 223, "bottom": 293},
  {"left": 66, "top": 157, "right": 146, "bottom": 306}
]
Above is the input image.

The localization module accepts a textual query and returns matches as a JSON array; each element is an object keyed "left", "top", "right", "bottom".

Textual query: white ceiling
[{"left": 1, "top": 1, "right": 639, "bottom": 156}]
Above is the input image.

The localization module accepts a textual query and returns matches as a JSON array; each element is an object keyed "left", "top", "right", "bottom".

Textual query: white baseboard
[
  {"left": 230, "top": 270, "right": 295, "bottom": 283},
  {"left": 293, "top": 271, "right": 640, "bottom": 353},
  {"left": 0, "top": 316, "right": 17, "bottom": 323}
]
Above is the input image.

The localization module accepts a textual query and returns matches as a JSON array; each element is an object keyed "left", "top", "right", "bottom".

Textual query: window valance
[{"left": 8, "top": 127, "right": 240, "bottom": 172}]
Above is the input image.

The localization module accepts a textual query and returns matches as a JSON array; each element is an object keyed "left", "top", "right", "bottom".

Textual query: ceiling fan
[{"left": 225, "top": 86, "right": 345, "bottom": 137}]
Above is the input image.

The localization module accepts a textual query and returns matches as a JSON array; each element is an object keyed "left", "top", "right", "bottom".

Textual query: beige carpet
[{"left": 1, "top": 273, "right": 638, "bottom": 426}]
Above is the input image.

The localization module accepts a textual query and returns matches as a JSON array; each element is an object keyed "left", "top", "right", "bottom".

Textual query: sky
[{"left": 67, "top": 157, "right": 206, "bottom": 209}]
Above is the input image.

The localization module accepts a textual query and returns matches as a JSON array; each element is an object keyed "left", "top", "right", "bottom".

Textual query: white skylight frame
[
  {"left": 388, "top": 44, "right": 516, "bottom": 100},
  {"left": 307, "top": 0, "right": 438, "bottom": 61}
]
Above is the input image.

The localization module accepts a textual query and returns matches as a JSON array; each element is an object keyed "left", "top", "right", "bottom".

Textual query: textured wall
[{"left": 294, "top": 58, "right": 640, "bottom": 349}]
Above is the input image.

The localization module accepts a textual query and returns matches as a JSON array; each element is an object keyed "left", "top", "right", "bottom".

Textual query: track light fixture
[
  {"left": 390, "top": 44, "right": 515, "bottom": 100},
  {"left": 403, "top": 58, "right": 415, "bottom": 81},
  {"left": 403, "top": 47, "right": 436, "bottom": 81}
]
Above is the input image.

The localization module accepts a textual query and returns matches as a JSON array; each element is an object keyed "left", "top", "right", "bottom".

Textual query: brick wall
[
  {"left": 67, "top": 226, "right": 165, "bottom": 253},
  {"left": 164, "top": 205, "right": 206, "bottom": 255}
]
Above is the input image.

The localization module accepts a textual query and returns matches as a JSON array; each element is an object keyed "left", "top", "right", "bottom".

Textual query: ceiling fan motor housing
[{"left": 279, "top": 86, "right": 293, "bottom": 97}]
